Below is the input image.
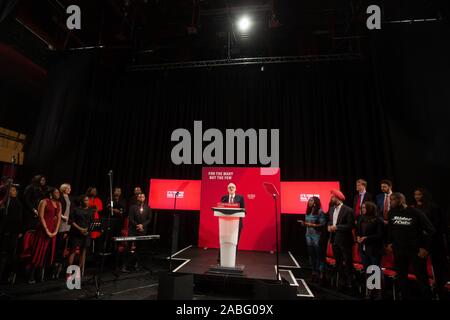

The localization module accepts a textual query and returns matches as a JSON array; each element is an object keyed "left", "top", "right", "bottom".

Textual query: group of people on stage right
[{"left": 301, "top": 179, "right": 449, "bottom": 300}]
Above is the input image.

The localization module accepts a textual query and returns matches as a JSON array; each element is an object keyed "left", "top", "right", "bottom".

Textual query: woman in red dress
[
  {"left": 86, "top": 187, "right": 103, "bottom": 250},
  {"left": 28, "top": 188, "right": 61, "bottom": 283}
]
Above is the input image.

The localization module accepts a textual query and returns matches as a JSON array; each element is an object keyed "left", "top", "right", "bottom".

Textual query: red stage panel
[
  {"left": 199, "top": 167, "right": 281, "bottom": 252},
  {"left": 281, "top": 181, "right": 340, "bottom": 214},
  {"left": 148, "top": 179, "right": 201, "bottom": 210}
]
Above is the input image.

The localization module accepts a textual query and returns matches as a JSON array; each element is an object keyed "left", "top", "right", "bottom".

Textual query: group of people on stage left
[
  {"left": 300, "top": 179, "right": 449, "bottom": 300},
  {"left": 0, "top": 175, "right": 153, "bottom": 284}
]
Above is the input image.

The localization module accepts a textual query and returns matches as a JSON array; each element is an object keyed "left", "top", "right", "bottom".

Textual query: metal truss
[{"left": 127, "top": 53, "right": 362, "bottom": 72}]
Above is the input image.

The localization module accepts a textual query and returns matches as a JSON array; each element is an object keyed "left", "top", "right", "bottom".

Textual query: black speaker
[
  {"left": 253, "top": 280, "right": 297, "bottom": 300},
  {"left": 157, "top": 272, "right": 194, "bottom": 300}
]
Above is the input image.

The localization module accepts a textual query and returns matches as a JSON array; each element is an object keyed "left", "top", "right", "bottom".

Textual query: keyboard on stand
[{"left": 112, "top": 235, "right": 160, "bottom": 242}]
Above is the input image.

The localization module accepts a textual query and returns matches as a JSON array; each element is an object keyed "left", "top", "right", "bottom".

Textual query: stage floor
[
  {"left": 171, "top": 246, "right": 299, "bottom": 280},
  {"left": 170, "top": 246, "right": 313, "bottom": 298}
]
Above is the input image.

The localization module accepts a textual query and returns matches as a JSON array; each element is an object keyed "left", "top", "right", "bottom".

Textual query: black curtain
[
  {"left": 0, "top": 0, "right": 18, "bottom": 24},
  {"left": 26, "top": 53, "right": 393, "bottom": 201},
  {"left": 25, "top": 52, "right": 394, "bottom": 254},
  {"left": 370, "top": 22, "right": 450, "bottom": 207}
]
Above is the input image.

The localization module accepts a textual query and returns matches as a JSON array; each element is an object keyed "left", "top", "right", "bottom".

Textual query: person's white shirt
[
  {"left": 358, "top": 190, "right": 366, "bottom": 207},
  {"left": 384, "top": 191, "right": 393, "bottom": 211},
  {"left": 332, "top": 203, "right": 343, "bottom": 226},
  {"left": 228, "top": 194, "right": 235, "bottom": 203}
]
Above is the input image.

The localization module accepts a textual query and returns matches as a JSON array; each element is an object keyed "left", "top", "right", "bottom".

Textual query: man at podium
[
  {"left": 219, "top": 183, "right": 245, "bottom": 256},
  {"left": 220, "top": 183, "right": 245, "bottom": 208}
]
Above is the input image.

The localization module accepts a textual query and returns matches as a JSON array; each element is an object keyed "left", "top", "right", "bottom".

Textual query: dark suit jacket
[
  {"left": 352, "top": 192, "right": 373, "bottom": 214},
  {"left": 376, "top": 193, "right": 389, "bottom": 218},
  {"left": 128, "top": 204, "right": 152, "bottom": 236},
  {"left": 221, "top": 194, "right": 245, "bottom": 208},
  {"left": 356, "top": 216, "right": 385, "bottom": 256},
  {"left": 328, "top": 204, "right": 355, "bottom": 247},
  {"left": 220, "top": 194, "right": 245, "bottom": 235}
]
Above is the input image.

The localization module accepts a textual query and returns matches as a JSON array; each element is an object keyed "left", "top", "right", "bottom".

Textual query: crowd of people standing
[
  {"left": 301, "top": 179, "right": 449, "bottom": 300},
  {"left": 0, "top": 175, "right": 152, "bottom": 284}
]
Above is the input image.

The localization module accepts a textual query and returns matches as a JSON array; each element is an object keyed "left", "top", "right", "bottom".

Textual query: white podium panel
[
  {"left": 212, "top": 207, "right": 245, "bottom": 268},
  {"left": 218, "top": 216, "right": 240, "bottom": 267}
]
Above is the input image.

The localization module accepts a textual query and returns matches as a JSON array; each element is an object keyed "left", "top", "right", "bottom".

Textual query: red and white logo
[{"left": 299, "top": 193, "right": 320, "bottom": 202}]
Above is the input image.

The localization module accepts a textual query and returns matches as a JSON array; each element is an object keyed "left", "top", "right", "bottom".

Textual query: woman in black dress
[
  {"left": 68, "top": 195, "right": 94, "bottom": 276},
  {"left": 0, "top": 186, "right": 23, "bottom": 283},
  {"left": 356, "top": 201, "right": 384, "bottom": 299},
  {"left": 411, "top": 188, "right": 449, "bottom": 300},
  {"left": 23, "top": 175, "right": 49, "bottom": 231}
]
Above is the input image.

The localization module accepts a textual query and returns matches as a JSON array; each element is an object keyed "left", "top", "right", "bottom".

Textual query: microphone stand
[
  {"left": 168, "top": 191, "right": 179, "bottom": 273},
  {"left": 93, "top": 170, "right": 114, "bottom": 298},
  {"left": 273, "top": 193, "right": 281, "bottom": 283}
]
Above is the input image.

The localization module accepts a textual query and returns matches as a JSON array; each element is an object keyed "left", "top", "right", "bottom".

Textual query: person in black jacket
[
  {"left": 410, "top": 188, "right": 449, "bottom": 299},
  {"left": 128, "top": 186, "right": 143, "bottom": 210},
  {"left": 0, "top": 176, "right": 12, "bottom": 207},
  {"left": 23, "top": 175, "right": 49, "bottom": 231},
  {"left": 105, "top": 187, "right": 127, "bottom": 237},
  {"left": 220, "top": 183, "right": 245, "bottom": 208},
  {"left": 327, "top": 189, "right": 355, "bottom": 289},
  {"left": 218, "top": 183, "right": 245, "bottom": 263},
  {"left": 386, "top": 192, "right": 436, "bottom": 300},
  {"left": 356, "top": 201, "right": 384, "bottom": 299},
  {"left": 125, "top": 193, "right": 152, "bottom": 272},
  {"left": 68, "top": 195, "right": 94, "bottom": 276},
  {"left": 0, "top": 186, "right": 23, "bottom": 282},
  {"left": 220, "top": 183, "right": 245, "bottom": 229}
]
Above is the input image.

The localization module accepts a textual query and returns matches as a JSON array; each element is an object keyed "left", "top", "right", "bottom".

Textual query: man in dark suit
[
  {"left": 124, "top": 193, "right": 152, "bottom": 272},
  {"left": 221, "top": 183, "right": 245, "bottom": 208},
  {"left": 352, "top": 179, "right": 373, "bottom": 219},
  {"left": 328, "top": 189, "right": 355, "bottom": 289},
  {"left": 218, "top": 183, "right": 245, "bottom": 262},
  {"left": 375, "top": 179, "right": 393, "bottom": 224}
]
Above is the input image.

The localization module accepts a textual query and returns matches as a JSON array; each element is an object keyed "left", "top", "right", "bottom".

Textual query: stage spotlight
[{"left": 237, "top": 15, "right": 252, "bottom": 32}]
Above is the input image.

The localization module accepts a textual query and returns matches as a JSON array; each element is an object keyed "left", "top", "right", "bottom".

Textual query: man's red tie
[
  {"left": 383, "top": 195, "right": 389, "bottom": 220},
  {"left": 355, "top": 194, "right": 362, "bottom": 217}
]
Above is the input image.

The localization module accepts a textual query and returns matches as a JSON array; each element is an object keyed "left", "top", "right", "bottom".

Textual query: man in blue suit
[{"left": 375, "top": 179, "right": 393, "bottom": 224}]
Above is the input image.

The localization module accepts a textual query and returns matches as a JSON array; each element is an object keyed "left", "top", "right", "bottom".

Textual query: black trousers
[
  {"left": 394, "top": 248, "right": 432, "bottom": 300},
  {"left": 429, "top": 239, "right": 449, "bottom": 297},
  {"left": 124, "top": 241, "right": 145, "bottom": 268},
  {"left": 0, "top": 233, "right": 19, "bottom": 280},
  {"left": 332, "top": 242, "right": 354, "bottom": 287},
  {"left": 55, "top": 232, "right": 69, "bottom": 263}
]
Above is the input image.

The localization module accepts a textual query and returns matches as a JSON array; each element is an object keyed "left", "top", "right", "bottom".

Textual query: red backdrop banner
[
  {"left": 280, "top": 181, "right": 340, "bottom": 214},
  {"left": 148, "top": 179, "right": 201, "bottom": 210},
  {"left": 199, "top": 167, "right": 281, "bottom": 252}
]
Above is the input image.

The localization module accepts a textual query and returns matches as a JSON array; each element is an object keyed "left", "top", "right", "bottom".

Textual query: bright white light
[{"left": 237, "top": 16, "right": 252, "bottom": 32}]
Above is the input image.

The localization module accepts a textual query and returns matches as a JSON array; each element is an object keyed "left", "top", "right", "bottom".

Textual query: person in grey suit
[{"left": 327, "top": 189, "right": 355, "bottom": 289}]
